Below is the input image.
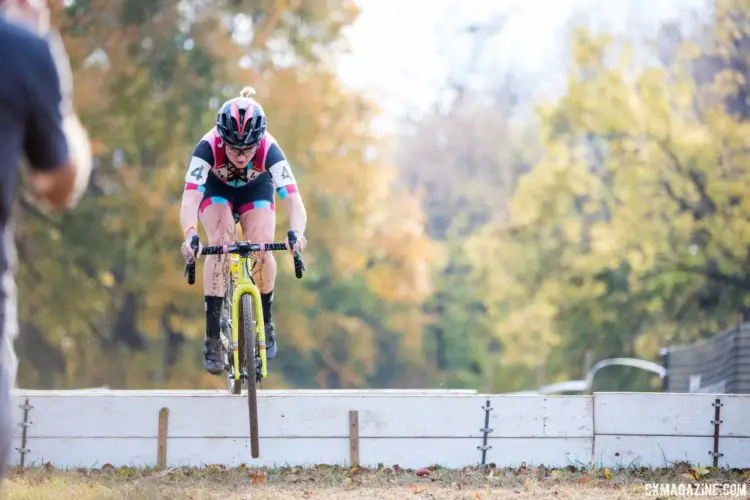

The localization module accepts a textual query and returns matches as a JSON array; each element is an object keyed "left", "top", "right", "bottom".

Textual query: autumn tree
[
  {"left": 15, "top": 0, "right": 441, "bottom": 390},
  {"left": 469, "top": 0, "right": 750, "bottom": 391}
]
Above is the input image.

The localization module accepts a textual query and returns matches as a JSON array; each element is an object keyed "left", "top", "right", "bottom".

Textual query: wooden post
[
  {"left": 349, "top": 410, "right": 359, "bottom": 467},
  {"left": 157, "top": 407, "right": 169, "bottom": 470}
]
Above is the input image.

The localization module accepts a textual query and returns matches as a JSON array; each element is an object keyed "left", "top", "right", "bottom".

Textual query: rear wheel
[{"left": 240, "top": 292, "right": 260, "bottom": 458}]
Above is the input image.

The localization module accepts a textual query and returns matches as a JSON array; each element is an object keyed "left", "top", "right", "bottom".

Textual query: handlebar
[{"left": 183, "top": 230, "right": 305, "bottom": 285}]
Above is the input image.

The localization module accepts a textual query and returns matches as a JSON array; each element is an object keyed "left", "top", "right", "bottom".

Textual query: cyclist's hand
[
  {"left": 288, "top": 230, "right": 306, "bottom": 255},
  {"left": 181, "top": 231, "right": 202, "bottom": 260}
]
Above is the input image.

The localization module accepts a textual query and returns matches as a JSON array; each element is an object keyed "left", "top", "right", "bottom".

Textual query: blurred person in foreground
[{"left": 0, "top": 0, "right": 92, "bottom": 485}]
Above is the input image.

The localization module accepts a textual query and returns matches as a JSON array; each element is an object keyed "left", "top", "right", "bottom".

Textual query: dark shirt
[{"left": 0, "top": 17, "right": 69, "bottom": 281}]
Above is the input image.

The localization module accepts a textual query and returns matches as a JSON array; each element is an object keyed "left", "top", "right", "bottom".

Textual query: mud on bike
[{"left": 183, "top": 228, "right": 305, "bottom": 458}]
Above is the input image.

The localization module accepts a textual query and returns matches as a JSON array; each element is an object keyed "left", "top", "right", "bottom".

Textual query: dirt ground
[{"left": 1, "top": 463, "right": 748, "bottom": 499}]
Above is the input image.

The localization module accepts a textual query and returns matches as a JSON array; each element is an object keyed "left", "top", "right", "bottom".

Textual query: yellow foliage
[{"left": 469, "top": 8, "right": 750, "bottom": 373}]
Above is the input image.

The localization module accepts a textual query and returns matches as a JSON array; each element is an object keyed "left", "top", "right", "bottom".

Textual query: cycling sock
[
  {"left": 261, "top": 290, "right": 274, "bottom": 325},
  {"left": 204, "top": 295, "right": 223, "bottom": 339}
]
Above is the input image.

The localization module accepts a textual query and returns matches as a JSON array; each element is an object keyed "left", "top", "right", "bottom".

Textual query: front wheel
[{"left": 240, "top": 292, "right": 260, "bottom": 458}]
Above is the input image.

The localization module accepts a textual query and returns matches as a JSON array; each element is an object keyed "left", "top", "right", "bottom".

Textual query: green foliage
[{"left": 468, "top": 0, "right": 750, "bottom": 389}]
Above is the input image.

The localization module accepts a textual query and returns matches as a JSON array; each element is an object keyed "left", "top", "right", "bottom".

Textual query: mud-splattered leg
[{"left": 198, "top": 202, "right": 236, "bottom": 374}]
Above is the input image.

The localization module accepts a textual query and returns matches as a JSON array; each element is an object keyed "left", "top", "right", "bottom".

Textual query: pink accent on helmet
[{"left": 230, "top": 101, "right": 241, "bottom": 133}]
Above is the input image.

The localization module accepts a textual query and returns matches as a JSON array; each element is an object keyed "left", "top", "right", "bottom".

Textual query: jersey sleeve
[
  {"left": 265, "top": 142, "right": 299, "bottom": 199},
  {"left": 23, "top": 34, "right": 69, "bottom": 172},
  {"left": 184, "top": 139, "right": 213, "bottom": 192}
]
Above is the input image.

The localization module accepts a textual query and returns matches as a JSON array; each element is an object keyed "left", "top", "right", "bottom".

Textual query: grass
[{"left": 1, "top": 462, "right": 748, "bottom": 499}]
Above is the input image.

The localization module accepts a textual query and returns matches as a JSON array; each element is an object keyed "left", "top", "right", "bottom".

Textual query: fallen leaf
[
  {"left": 693, "top": 466, "right": 709, "bottom": 477},
  {"left": 250, "top": 471, "right": 267, "bottom": 485},
  {"left": 603, "top": 468, "right": 613, "bottom": 480},
  {"left": 576, "top": 477, "right": 593, "bottom": 484},
  {"left": 415, "top": 468, "right": 431, "bottom": 477},
  {"left": 408, "top": 486, "right": 426, "bottom": 494},
  {"left": 302, "top": 491, "right": 313, "bottom": 499}
]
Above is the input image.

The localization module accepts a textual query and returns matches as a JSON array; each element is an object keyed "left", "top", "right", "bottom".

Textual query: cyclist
[{"left": 179, "top": 86, "right": 307, "bottom": 376}]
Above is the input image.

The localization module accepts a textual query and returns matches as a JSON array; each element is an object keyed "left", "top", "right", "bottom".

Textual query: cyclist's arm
[
  {"left": 266, "top": 143, "right": 307, "bottom": 235},
  {"left": 25, "top": 30, "right": 92, "bottom": 210},
  {"left": 180, "top": 140, "right": 213, "bottom": 237}
]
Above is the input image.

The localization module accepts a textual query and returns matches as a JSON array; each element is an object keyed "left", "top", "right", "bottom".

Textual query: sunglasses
[{"left": 226, "top": 144, "right": 257, "bottom": 156}]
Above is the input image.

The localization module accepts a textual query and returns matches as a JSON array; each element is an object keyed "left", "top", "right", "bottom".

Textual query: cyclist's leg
[
  {"left": 236, "top": 173, "right": 279, "bottom": 357},
  {"left": 197, "top": 193, "right": 236, "bottom": 375}
]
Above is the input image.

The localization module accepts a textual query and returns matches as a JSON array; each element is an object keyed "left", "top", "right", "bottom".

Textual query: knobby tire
[{"left": 240, "top": 292, "right": 260, "bottom": 458}]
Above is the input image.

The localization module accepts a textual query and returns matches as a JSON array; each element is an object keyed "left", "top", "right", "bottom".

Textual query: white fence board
[
  {"left": 6, "top": 391, "right": 749, "bottom": 470},
  {"left": 19, "top": 395, "right": 492, "bottom": 439},
  {"left": 19, "top": 394, "right": 593, "bottom": 440},
  {"left": 593, "top": 436, "right": 750, "bottom": 468},
  {"left": 715, "top": 396, "right": 750, "bottom": 437},
  {"left": 17, "top": 437, "right": 594, "bottom": 469},
  {"left": 485, "top": 437, "right": 592, "bottom": 468},
  {"left": 594, "top": 393, "right": 750, "bottom": 437},
  {"left": 14, "top": 389, "right": 477, "bottom": 396},
  {"left": 20, "top": 438, "right": 349, "bottom": 469},
  {"left": 489, "top": 396, "right": 592, "bottom": 438}
]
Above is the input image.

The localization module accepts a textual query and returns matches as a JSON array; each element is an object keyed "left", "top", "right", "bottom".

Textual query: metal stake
[
  {"left": 477, "top": 399, "right": 493, "bottom": 465},
  {"left": 15, "top": 398, "right": 33, "bottom": 468},
  {"left": 709, "top": 398, "right": 723, "bottom": 467}
]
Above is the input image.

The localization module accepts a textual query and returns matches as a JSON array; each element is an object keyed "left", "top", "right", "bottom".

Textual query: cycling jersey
[{"left": 183, "top": 127, "right": 299, "bottom": 215}]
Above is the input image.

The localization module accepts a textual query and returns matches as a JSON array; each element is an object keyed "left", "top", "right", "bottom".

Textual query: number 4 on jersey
[
  {"left": 190, "top": 166, "right": 203, "bottom": 181},
  {"left": 269, "top": 160, "right": 296, "bottom": 188},
  {"left": 185, "top": 158, "right": 211, "bottom": 185}
]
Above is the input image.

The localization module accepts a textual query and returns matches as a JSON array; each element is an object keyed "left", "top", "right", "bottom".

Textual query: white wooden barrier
[{"left": 7, "top": 390, "right": 750, "bottom": 470}]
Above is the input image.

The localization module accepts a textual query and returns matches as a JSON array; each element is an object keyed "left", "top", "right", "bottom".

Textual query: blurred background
[{"left": 14, "top": 0, "right": 750, "bottom": 393}]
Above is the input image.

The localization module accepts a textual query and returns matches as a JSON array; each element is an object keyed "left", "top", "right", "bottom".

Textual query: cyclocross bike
[{"left": 183, "top": 229, "right": 304, "bottom": 458}]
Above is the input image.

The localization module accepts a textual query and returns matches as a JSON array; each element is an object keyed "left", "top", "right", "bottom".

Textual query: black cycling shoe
[
  {"left": 265, "top": 322, "right": 278, "bottom": 359},
  {"left": 203, "top": 337, "right": 225, "bottom": 375}
]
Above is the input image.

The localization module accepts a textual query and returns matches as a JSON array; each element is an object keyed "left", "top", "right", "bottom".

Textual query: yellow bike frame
[{"left": 228, "top": 253, "right": 269, "bottom": 382}]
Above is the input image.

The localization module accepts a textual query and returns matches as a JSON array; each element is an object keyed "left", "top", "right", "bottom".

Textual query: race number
[
  {"left": 185, "top": 157, "right": 211, "bottom": 185},
  {"left": 268, "top": 160, "right": 297, "bottom": 188}
]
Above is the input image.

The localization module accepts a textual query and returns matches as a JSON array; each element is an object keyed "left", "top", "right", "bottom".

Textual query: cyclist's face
[{"left": 226, "top": 144, "right": 257, "bottom": 167}]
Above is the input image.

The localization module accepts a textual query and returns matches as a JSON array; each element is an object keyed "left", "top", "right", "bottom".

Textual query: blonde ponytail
[{"left": 239, "top": 86, "right": 256, "bottom": 98}]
